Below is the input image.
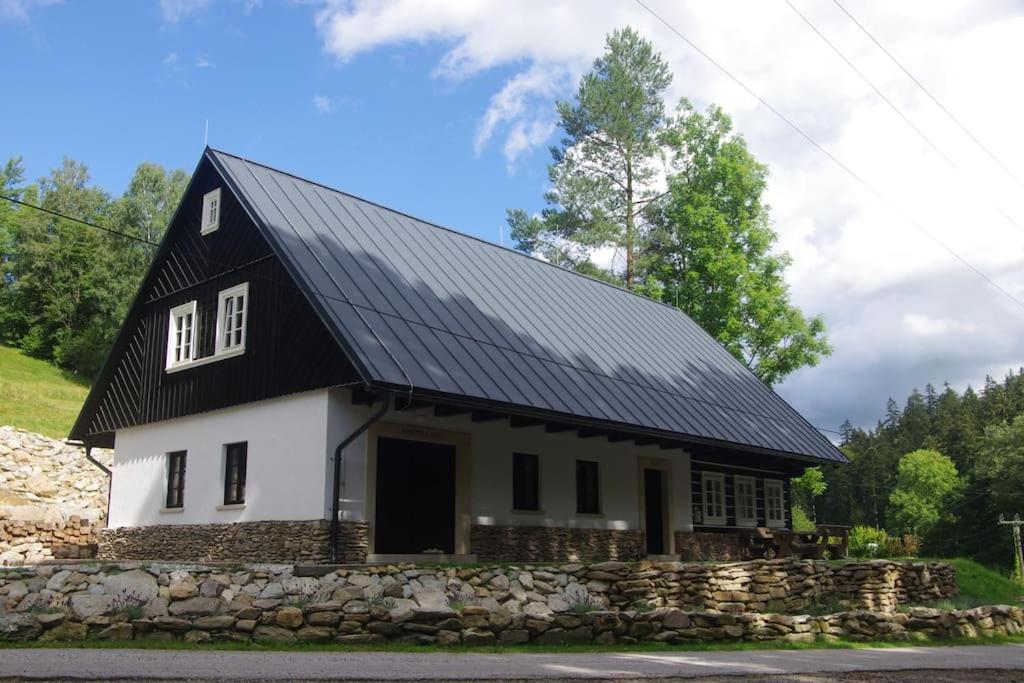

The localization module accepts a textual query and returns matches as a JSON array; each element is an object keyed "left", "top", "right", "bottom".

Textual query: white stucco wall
[
  {"left": 110, "top": 387, "right": 695, "bottom": 542},
  {"left": 108, "top": 390, "right": 332, "bottom": 528},
  {"left": 328, "top": 389, "right": 694, "bottom": 535}
]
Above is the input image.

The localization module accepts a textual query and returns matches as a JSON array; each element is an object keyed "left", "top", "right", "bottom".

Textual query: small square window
[
  {"left": 166, "top": 301, "right": 197, "bottom": 369},
  {"left": 216, "top": 283, "right": 249, "bottom": 355},
  {"left": 576, "top": 460, "right": 600, "bottom": 514},
  {"left": 512, "top": 452, "right": 539, "bottom": 511},
  {"left": 223, "top": 442, "right": 247, "bottom": 505},
  {"left": 201, "top": 188, "right": 221, "bottom": 234},
  {"left": 166, "top": 451, "right": 187, "bottom": 509}
]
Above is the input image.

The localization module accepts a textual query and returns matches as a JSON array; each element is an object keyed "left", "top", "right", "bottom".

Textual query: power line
[
  {"left": 633, "top": 0, "right": 1024, "bottom": 314},
  {"left": 782, "top": 0, "right": 1024, "bottom": 236},
  {"left": 0, "top": 195, "right": 160, "bottom": 247},
  {"left": 831, "top": 0, "right": 1024, "bottom": 193}
]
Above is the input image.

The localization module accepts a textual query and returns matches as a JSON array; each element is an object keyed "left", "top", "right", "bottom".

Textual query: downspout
[
  {"left": 330, "top": 394, "right": 390, "bottom": 564},
  {"left": 70, "top": 440, "right": 112, "bottom": 527}
]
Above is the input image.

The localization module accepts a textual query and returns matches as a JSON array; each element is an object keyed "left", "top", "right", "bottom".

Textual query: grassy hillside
[
  {"left": 950, "top": 557, "right": 1024, "bottom": 605},
  {"left": 0, "top": 345, "right": 89, "bottom": 439}
]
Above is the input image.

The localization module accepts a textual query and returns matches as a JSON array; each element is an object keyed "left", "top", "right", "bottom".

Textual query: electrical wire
[
  {"left": 782, "top": 0, "right": 1024, "bottom": 236},
  {"left": 0, "top": 195, "right": 159, "bottom": 247},
  {"left": 633, "top": 0, "right": 1024, "bottom": 314},
  {"left": 831, "top": 0, "right": 1024, "bottom": 193}
]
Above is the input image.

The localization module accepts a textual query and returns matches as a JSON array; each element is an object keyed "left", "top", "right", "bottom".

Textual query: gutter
[
  {"left": 329, "top": 393, "right": 390, "bottom": 563},
  {"left": 68, "top": 439, "right": 112, "bottom": 527}
]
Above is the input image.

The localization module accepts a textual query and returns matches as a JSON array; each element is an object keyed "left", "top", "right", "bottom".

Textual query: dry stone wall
[
  {"left": 0, "top": 427, "right": 111, "bottom": 516},
  {"left": 0, "top": 427, "right": 111, "bottom": 565},
  {"left": 0, "top": 558, "right": 964, "bottom": 646},
  {"left": 0, "top": 517, "right": 98, "bottom": 565},
  {"left": 98, "top": 521, "right": 369, "bottom": 565},
  {"left": 470, "top": 525, "right": 644, "bottom": 563}
]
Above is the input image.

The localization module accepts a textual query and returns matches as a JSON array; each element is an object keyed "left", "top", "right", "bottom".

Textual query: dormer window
[
  {"left": 166, "top": 301, "right": 197, "bottom": 369},
  {"left": 201, "top": 188, "right": 221, "bottom": 234},
  {"left": 216, "top": 283, "right": 248, "bottom": 355}
]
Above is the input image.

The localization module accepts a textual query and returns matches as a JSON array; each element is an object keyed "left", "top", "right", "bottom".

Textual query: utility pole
[{"left": 998, "top": 514, "right": 1024, "bottom": 582}]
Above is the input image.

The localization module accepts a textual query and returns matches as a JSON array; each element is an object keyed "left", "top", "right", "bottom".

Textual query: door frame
[
  {"left": 637, "top": 456, "right": 674, "bottom": 556},
  {"left": 366, "top": 422, "right": 472, "bottom": 556}
]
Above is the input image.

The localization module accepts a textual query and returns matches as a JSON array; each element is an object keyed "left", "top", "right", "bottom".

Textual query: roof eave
[{"left": 368, "top": 381, "right": 849, "bottom": 466}]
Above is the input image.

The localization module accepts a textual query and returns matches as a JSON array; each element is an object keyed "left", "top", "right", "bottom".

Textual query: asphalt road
[{"left": 1, "top": 644, "right": 1022, "bottom": 681}]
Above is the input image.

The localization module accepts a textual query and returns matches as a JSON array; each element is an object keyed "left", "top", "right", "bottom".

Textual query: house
[{"left": 71, "top": 148, "right": 847, "bottom": 565}]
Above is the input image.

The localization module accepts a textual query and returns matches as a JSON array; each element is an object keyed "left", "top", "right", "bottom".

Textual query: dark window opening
[
  {"left": 224, "top": 442, "right": 247, "bottom": 505},
  {"left": 512, "top": 452, "right": 540, "bottom": 511},
  {"left": 166, "top": 450, "right": 186, "bottom": 508},
  {"left": 576, "top": 459, "right": 600, "bottom": 514}
]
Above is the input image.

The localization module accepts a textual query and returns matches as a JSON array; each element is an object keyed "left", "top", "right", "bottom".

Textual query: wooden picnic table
[{"left": 745, "top": 524, "right": 850, "bottom": 560}]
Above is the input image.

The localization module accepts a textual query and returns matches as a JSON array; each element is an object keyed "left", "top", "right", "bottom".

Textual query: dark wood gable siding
[
  {"left": 74, "top": 159, "right": 358, "bottom": 446},
  {"left": 684, "top": 446, "right": 802, "bottom": 532}
]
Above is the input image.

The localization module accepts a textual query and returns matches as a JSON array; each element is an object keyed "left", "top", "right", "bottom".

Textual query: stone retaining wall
[
  {"left": 97, "top": 521, "right": 369, "bottom": 564},
  {"left": 0, "top": 426, "right": 111, "bottom": 516},
  {"left": 470, "top": 525, "right": 645, "bottom": 563},
  {"left": 675, "top": 532, "right": 752, "bottom": 562},
  {"left": 0, "top": 516, "right": 99, "bottom": 565},
  {"left": 0, "top": 559, "right": 964, "bottom": 646}
]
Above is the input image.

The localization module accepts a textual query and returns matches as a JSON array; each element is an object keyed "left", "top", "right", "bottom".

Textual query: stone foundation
[
  {"left": 0, "top": 516, "right": 98, "bottom": 565},
  {"left": 0, "top": 559, "right": 975, "bottom": 646},
  {"left": 98, "top": 520, "right": 369, "bottom": 564},
  {"left": 471, "top": 525, "right": 645, "bottom": 563},
  {"left": 676, "top": 531, "right": 754, "bottom": 562}
]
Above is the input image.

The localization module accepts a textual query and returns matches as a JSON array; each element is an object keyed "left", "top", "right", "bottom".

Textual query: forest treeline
[
  {"left": 811, "top": 372, "right": 1024, "bottom": 568},
  {"left": 0, "top": 156, "right": 188, "bottom": 377}
]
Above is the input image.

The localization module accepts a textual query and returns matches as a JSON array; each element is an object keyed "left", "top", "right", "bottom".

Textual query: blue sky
[
  {"left": 2, "top": 0, "right": 548, "bottom": 245},
  {"left": 5, "top": 0, "right": 1024, "bottom": 433}
]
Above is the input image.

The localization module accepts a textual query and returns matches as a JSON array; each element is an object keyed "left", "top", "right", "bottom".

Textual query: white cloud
[
  {"left": 902, "top": 313, "right": 977, "bottom": 339},
  {"left": 310, "top": 0, "right": 1024, "bottom": 429},
  {"left": 195, "top": 54, "right": 214, "bottom": 68},
  {"left": 312, "top": 94, "right": 333, "bottom": 113},
  {"left": 159, "top": 0, "right": 210, "bottom": 23},
  {"left": 162, "top": 51, "right": 179, "bottom": 65},
  {"left": 0, "top": 0, "right": 60, "bottom": 21}
]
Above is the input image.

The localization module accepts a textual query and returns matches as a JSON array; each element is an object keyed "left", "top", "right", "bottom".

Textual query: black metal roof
[{"left": 208, "top": 148, "right": 846, "bottom": 464}]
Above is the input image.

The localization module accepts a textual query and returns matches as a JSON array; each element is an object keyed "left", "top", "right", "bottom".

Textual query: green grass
[
  {"left": 3, "top": 633, "right": 1024, "bottom": 654},
  {"left": 0, "top": 345, "right": 89, "bottom": 438},
  {"left": 948, "top": 558, "right": 1024, "bottom": 607}
]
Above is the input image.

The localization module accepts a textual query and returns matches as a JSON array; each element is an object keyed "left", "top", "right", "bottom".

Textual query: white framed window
[
  {"left": 701, "top": 472, "right": 726, "bottom": 526},
  {"left": 201, "top": 188, "right": 221, "bottom": 235},
  {"left": 166, "top": 301, "right": 197, "bottom": 369},
  {"left": 216, "top": 282, "right": 248, "bottom": 356},
  {"left": 765, "top": 479, "right": 785, "bottom": 528},
  {"left": 735, "top": 476, "right": 757, "bottom": 527}
]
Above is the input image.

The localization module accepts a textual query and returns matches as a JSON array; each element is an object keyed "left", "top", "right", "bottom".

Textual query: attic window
[
  {"left": 166, "top": 301, "right": 197, "bottom": 369},
  {"left": 201, "top": 188, "right": 221, "bottom": 234}
]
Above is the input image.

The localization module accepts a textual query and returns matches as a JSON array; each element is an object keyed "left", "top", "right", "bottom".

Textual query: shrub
[
  {"left": 849, "top": 525, "right": 889, "bottom": 558},
  {"left": 791, "top": 506, "right": 816, "bottom": 532},
  {"left": 885, "top": 533, "right": 921, "bottom": 558}
]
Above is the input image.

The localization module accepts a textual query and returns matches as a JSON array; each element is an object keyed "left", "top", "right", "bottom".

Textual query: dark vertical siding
[
  {"left": 690, "top": 459, "right": 794, "bottom": 531},
  {"left": 74, "top": 160, "right": 358, "bottom": 445}
]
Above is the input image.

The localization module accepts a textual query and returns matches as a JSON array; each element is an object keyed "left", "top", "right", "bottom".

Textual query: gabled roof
[{"left": 208, "top": 149, "right": 845, "bottom": 464}]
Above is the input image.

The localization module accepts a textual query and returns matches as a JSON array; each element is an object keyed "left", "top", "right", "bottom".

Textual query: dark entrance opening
[
  {"left": 374, "top": 436, "right": 456, "bottom": 555},
  {"left": 644, "top": 468, "right": 665, "bottom": 555}
]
